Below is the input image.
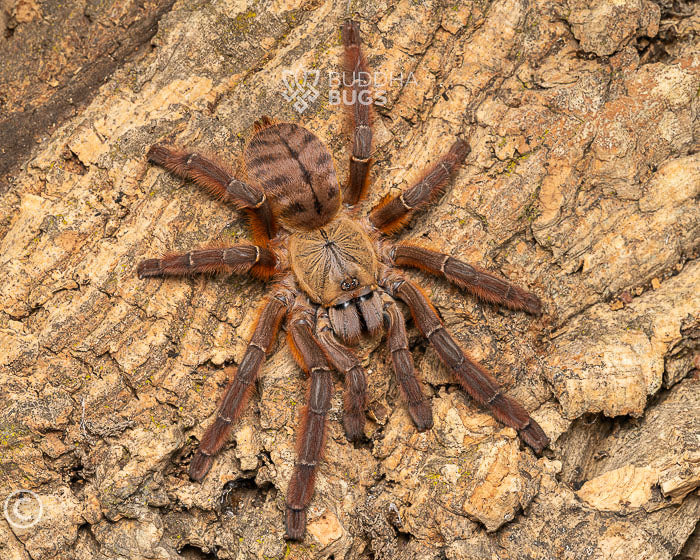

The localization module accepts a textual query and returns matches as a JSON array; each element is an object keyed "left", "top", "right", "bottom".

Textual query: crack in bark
[{"left": 0, "top": 0, "right": 177, "bottom": 191}]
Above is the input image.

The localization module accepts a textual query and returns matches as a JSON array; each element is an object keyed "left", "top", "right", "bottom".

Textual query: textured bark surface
[{"left": 1, "top": 1, "right": 699, "bottom": 559}]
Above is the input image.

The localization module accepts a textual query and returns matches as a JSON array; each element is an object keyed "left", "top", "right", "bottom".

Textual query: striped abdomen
[{"left": 244, "top": 123, "right": 341, "bottom": 230}]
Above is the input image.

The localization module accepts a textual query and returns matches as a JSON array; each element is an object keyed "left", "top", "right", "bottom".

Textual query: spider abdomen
[{"left": 244, "top": 122, "right": 341, "bottom": 231}]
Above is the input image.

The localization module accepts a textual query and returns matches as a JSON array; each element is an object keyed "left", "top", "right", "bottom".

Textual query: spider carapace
[{"left": 137, "top": 20, "right": 549, "bottom": 540}]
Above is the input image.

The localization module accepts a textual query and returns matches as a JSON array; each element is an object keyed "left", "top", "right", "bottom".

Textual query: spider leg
[
  {"left": 342, "top": 19, "right": 372, "bottom": 205},
  {"left": 369, "top": 140, "right": 470, "bottom": 234},
  {"left": 285, "top": 302, "right": 334, "bottom": 540},
  {"left": 147, "top": 145, "right": 276, "bottom": 241},
  {"left": 137, "top": 243, "right": 276, "bottom": 280},
  {"left": 390, "top": 243, "right": 542, "bottom": 315},
  {"left": 189, "top": 290, "right": 290, "bottom": 481},
  {"left": 381, "top": 269, "right": 549, "bottom": 454},
  {"left": 381, "top": 294, "right": 433, "bottom": 431},
  {"left": 316, "top": 307, "right": 368, "bottom": 441}
]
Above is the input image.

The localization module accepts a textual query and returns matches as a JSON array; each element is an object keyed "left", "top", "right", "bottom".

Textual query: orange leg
[
  {"left": 285, "top": 303, "right": 334, "bottom": 540},
  {"left": 137, "top": 244, "right": 276, "bottom": 280},
  {"left": 369, "top": 140, "right": 470, "bottom": 233},
  {"left": 189, "top": 292, "right": 289, "bottom": 480},
  {"left": 342, "top": 19, "right": 372, "bottom": 205},
  {"left": 148, "top": 145, "right": 276, "bottom": 241},
  {"left": 381, "top": 270, "right": 549, "bottom": 454},
  {"left": 383, "top": 295, "right": 433, "bottom": 431}
]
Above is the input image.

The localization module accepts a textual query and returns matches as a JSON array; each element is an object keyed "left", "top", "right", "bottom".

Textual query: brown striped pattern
[
  {"left": 244, "top": 123, "right": 341, "bottom": 230},
  {"left": 189, "top": 293, "right": 289, "bottom": 481},
  {"left": 388, "top": 275, "right": 549, "bottom": 454},
  {"left": 342, "top": 19, "right": 372, "bottom": 205},
  {"left": 392, "top": 244, "right": 542, "bottom": 314},
  {"left": 369, "top": 139, "right": 470, "bottom": 233}
]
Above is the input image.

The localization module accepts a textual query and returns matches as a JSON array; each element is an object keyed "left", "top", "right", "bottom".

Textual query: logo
[
  {"left": 3, "top": 489, "right": 43, "bottom": 529},
  {"left": 280, "top": 69, "right": 416, "bottom": 114},
  {"left": 281, "top": 69, "right": 321, "bottom": 114}
]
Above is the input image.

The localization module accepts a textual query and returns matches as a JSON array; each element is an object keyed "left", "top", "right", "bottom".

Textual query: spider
[{"left": 137, "top": 19, "right": 549, "bottom": 540}]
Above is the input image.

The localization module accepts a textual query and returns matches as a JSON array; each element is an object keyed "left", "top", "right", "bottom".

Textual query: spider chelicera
[{"left": 137, "top": 19, "right": 549, "bottom": 540}]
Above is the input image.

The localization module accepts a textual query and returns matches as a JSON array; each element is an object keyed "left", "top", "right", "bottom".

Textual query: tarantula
[{"left": 137, "top": 20, "right": 549, "bottom": 540}]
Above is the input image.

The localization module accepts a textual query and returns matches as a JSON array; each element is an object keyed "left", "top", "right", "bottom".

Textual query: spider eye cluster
[{"left": 341, "top": 277, "right": 360, "bottom": 291}]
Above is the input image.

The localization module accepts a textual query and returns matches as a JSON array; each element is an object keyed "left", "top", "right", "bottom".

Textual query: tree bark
[{"left": 0, "top": 1, "right": 698, "bottom": 559}]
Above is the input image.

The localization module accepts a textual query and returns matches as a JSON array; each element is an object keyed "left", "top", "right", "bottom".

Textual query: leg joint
[
  {"left": 251, "top": 193, "right": 267, "bottom": 208},
  {"left": 248, "top": 341, "right": 266, "bottom": 352},
  {"left": 439, "top": 255, "right": 450, "bottom": 274},
  {"left": 351, "top": 155, "right": 370, "bottom": 163}
]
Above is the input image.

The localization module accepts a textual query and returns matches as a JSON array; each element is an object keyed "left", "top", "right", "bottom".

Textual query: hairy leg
[
  {"left": 137, "top": 244, "right": 276, "bottom": 280},
  {"left": 286, "top": 303, "right": 334, "bottom": 540},
  {"left": 381, "top": 270, "right": 549, "bottom": 453},
  {"left": 342, "top": 19, "right": 372, "bottom": 205},
  {"left": 148, "top": 145, "right": 276, "bottom": 241},
  {"left": 369, "top": 140, "right": 470, "bottom": 233},
  {"left": 316, "top": 307, "right": 368, "bottom": 441},
  {"left": 391, "top": 243, "right": 541, "bottom": 314},
  {"left": 189, "top": 290, "right": 290, "bottom": 480},
  {"left": 382, "top": 294, "right": 433, "bottom": 431}
]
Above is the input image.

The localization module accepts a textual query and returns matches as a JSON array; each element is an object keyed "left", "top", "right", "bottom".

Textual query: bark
[{"left": 1, "top": 0, "right": 699, "bottom": 559}]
